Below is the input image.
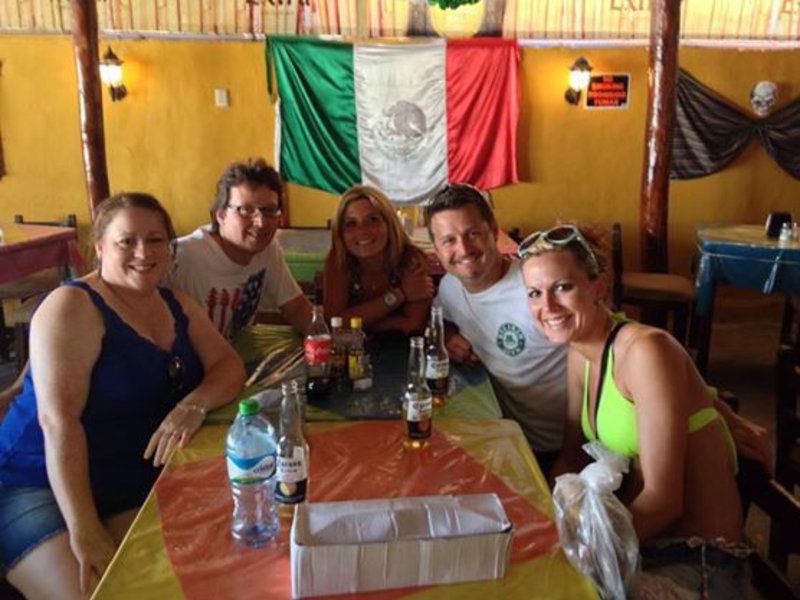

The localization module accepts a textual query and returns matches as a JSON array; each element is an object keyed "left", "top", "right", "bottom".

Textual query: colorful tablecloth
[{"left": 92, "top": 419, "right": 596, "bottom": 600}]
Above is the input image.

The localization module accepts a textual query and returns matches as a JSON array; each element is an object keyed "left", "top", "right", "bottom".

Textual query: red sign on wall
[{"left": 586, "top": 74, "right": 630, "bottom": 109}]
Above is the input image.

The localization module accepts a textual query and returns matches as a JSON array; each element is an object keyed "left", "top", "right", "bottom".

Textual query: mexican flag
[{"left": 268, "top": 37, "right": 519, "bottom": 204}]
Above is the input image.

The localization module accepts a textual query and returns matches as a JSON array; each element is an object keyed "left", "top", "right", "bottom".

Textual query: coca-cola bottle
[
  {"left": 304, "top": 304, "right": 331, "bottom": 401},
  {"left": 425, "top": 306, "right": 450, "bottom": 406}
]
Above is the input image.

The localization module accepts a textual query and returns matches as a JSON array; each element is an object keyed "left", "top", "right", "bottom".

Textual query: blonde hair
[
  {"left": 329, "top": 184, "right": 415, "bottom": 272},
  {"left": 520, "top": 222, "right": 610, "bottom": 280}
]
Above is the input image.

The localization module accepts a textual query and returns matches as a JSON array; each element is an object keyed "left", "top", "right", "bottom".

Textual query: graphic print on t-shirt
[
  {"left": 496, "top": 322, "right": 525, "bottom": 356},
  {"left": 205, "top": 269, "right": 265, "bottom": 338}
]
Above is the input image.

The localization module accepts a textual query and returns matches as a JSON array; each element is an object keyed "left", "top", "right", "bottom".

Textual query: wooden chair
[
  {"left": 611, "top": 223, "right": 695, "bottom": 346},
  {"left": 738, "top": 457, "right": 800, "bottom": 600},
  {"left": 775, "top": 345, "right": 800, "bottom": 493},
  {"left": 0, "top": 214, "right": 78, "bottom": 372}
]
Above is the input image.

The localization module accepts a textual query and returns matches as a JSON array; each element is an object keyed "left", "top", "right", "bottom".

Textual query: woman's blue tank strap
[
  {"left": 63, "top": 280, "right": 114, "bottom": 316},
  {"left": 64, "top": 280, "right": 189, "bottom": 333}
]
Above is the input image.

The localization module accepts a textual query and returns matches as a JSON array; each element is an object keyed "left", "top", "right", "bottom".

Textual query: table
[
  {"left": 212, "top": 325, "right": 503, "bottom": 424},
  {"left": 276, "top": 227, "right": 518, "bottom": 283},
  {"left": 0, "top": 221, "right": 83, "bottom": 285},
  {"left": 694, "top": 224, "right": 800, "bottom": 374},
  {"left": 91, "top": 419, "right": 597, "bottom": 600}
]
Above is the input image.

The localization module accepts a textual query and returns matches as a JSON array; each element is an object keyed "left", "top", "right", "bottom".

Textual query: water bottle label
[
  {"left": 305, "top": 337, "right": 331, "bottom": 363},
  {"left": 425, "top": 358, "right": 449, "bottom": 379},
  {"left": 227, "top": 452, "right": 276, "bottom": 483},
  {"left": 405, "top": 394, "right": 432, "bottom": 422}
]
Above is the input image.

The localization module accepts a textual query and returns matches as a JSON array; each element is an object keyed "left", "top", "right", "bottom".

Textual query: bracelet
[{"left": 178, "top": 403, "right": 207, "bottom": 417}]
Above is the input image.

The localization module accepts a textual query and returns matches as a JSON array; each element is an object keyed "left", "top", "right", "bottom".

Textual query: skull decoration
[{"left": 749, "top": 81, "right": 778, "bottom": 117}]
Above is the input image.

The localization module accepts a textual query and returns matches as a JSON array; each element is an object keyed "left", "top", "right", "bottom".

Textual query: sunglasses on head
[
  {"left": 168, "top": 355, "right": 186, "bottom": 394},
  {"left": 516, "top": 225, "right": 600, "bottom": 276}
]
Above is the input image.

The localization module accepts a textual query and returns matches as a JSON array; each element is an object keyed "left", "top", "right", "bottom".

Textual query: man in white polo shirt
[{"left": 170, "top": 158, "right": 311, "bottom": 340}]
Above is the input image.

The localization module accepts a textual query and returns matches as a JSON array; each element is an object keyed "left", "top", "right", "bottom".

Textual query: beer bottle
[
  {"left": 404, "top": 336, "right": 433, "bottom": 440},
  {"left": 425, "top": 306, "right": 450, "bottom": 405},
  {"left": 275, "top": 380, "right": 310, "bottom": 520},
  {"left": 348, "top": 317, "right": 366, "bottom": 381}
]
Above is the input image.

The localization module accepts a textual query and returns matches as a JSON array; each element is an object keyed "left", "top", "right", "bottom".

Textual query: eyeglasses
[
  {"left": 168, "top": 355, "right": 186, "bottom": 394},
  {"left": 226, "top": 204, "right": 282, "bottom": 220},
  {"left": 516, "top": 225, "right": 600, "bottom": 276}
]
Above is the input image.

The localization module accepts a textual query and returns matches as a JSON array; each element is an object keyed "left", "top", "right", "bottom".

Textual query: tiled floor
[{"left": 1, "top": 303, "right": 798, "bottom": 598}]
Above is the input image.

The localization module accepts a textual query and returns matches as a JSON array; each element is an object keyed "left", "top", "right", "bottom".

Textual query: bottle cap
[
  {"left": 350, "top": 317, "right": 363, "bottom": 329},
  {"left": 331, "top": 316, "right": 343, "bottom": 327},
  {"left": 238, "top": 399, "right": 260, "bottom": 415}
]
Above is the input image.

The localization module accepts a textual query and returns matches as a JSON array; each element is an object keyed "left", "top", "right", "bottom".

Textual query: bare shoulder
[
  {"left": 615, "top": 322, "right": 682, "bottom": 364},
  {"left": 614, "top": 322, "right": 692, "bottom": 391},
  {"left": 32, "top": 281, "right": 101, "bottom": 329}
]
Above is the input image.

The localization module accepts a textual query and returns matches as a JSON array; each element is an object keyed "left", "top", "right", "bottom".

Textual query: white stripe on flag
[{"left": 354, "top": 40, "right": 448, "bottom": 205}]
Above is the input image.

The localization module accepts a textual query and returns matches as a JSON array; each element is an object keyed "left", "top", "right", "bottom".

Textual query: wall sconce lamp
[
  {"left": 99, "top": 46, "right": 127, "bottom": 102},
  {"left": 565, "top": 56, "right": 592, "bottom": 105}
]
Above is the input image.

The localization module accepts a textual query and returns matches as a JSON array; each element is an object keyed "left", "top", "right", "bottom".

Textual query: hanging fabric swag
[{"left": 671, "top": 69, "right": 800, "bottom": 181}]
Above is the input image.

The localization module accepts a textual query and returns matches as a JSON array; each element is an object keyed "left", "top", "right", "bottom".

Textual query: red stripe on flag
[{"left": 445, "top": 38, "right": 520, "bottom": 190}]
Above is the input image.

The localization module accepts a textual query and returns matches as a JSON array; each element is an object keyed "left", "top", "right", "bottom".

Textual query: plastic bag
[{"left": 552, "top": 441, "right": 640, "bottom": 600}]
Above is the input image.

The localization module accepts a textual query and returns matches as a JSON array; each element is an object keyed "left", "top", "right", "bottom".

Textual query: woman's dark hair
[{"left": 424, "top": 183, "right": 496, "bottom": 237}]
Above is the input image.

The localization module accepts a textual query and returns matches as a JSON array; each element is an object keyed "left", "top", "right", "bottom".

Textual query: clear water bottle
[{"left": 226, "top": 399, "right": 279, "bottom": 546}]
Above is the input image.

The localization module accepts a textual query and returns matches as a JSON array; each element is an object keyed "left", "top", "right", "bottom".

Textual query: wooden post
[
  {"left": 639, "top": 0, "right": 680, "bottom": 273},
  {"left": 71, "top": 0, "right": 110, "bottom": 217}
]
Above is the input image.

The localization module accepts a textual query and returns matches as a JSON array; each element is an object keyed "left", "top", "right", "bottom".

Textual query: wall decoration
[
  {"left": 671, "top": 70, "right": 800, "bottom": 181},
  {"left": 269, "top": 37, "right": 519, "bottom": 203}
]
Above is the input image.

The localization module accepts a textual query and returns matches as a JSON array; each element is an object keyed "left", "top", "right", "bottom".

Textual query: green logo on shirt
[{"left": 496, "top": 323, "right": 525, "bottom": 356}]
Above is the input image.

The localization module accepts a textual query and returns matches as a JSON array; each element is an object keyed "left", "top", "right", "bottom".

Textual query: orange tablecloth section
[
  {"left": 92, "top": 419, "right": 596, "bottom": 600},
  {"left": 0, "top": 221, "right": 83, "bottom": 284}
]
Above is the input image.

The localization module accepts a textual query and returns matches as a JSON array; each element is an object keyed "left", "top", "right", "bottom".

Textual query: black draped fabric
[{"left": 671, "top": 69, "right": 800, "bottom": 181}]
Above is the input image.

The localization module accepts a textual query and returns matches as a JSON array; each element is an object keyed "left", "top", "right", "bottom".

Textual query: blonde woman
[
  {"left": 519, "top": 225, "right": 748, "bottom": 599},
  {"left": 322, "top": 185, "right": 433, "bottom": 335}
]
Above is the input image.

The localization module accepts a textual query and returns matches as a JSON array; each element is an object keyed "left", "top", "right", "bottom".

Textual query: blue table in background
[{"left": 694, "top": 224, "right": 800, "bottom": 375}]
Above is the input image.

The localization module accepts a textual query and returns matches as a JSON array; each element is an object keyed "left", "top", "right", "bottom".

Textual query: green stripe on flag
[{"left": 269, "top": 37, "right": 360, "bottom": 194}]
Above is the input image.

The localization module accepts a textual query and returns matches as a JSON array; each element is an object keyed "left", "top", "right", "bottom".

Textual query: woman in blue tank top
[{"left": 0, "top": 193, "right": 245, "bottom": 599}]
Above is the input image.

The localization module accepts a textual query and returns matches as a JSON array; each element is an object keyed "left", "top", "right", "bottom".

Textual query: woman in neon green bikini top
[{"left": 518, "top": 225, "right": 747, "bottom": 600}]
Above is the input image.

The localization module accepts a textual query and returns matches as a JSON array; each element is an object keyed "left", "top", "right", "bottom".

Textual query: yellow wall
[{"left": 1, "top": 35, "right": 799, "bottom": 276}]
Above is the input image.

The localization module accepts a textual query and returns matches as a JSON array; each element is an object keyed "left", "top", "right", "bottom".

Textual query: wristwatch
[{"left": 384, "top": 290, "right": 400, "bottom": 308}]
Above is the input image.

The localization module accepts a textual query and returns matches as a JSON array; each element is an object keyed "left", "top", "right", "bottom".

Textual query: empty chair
[
  {"left": 738, "top": 457, "right": 800, "bottom": 600},
  {"left": 611, "top": 222, "right": 695, "bottom": 345},
  {"left": 775, "top": 345, "right": 800, "bottom": 493},
  {"left": 0, "top": 214, "right": 78, "bottom": 372}
]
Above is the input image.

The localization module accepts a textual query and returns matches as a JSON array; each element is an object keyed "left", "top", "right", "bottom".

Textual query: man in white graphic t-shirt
[
  {"left": 170, "top": 158, "right": 312, "bottom": 340},
  {"left": 425, "top": 184, "right": 567, "bottom": 474}
]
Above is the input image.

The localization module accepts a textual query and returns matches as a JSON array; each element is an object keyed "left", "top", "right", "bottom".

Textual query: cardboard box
[{"left": 290, "top": 493, "right": 512, "bottom": 598}]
